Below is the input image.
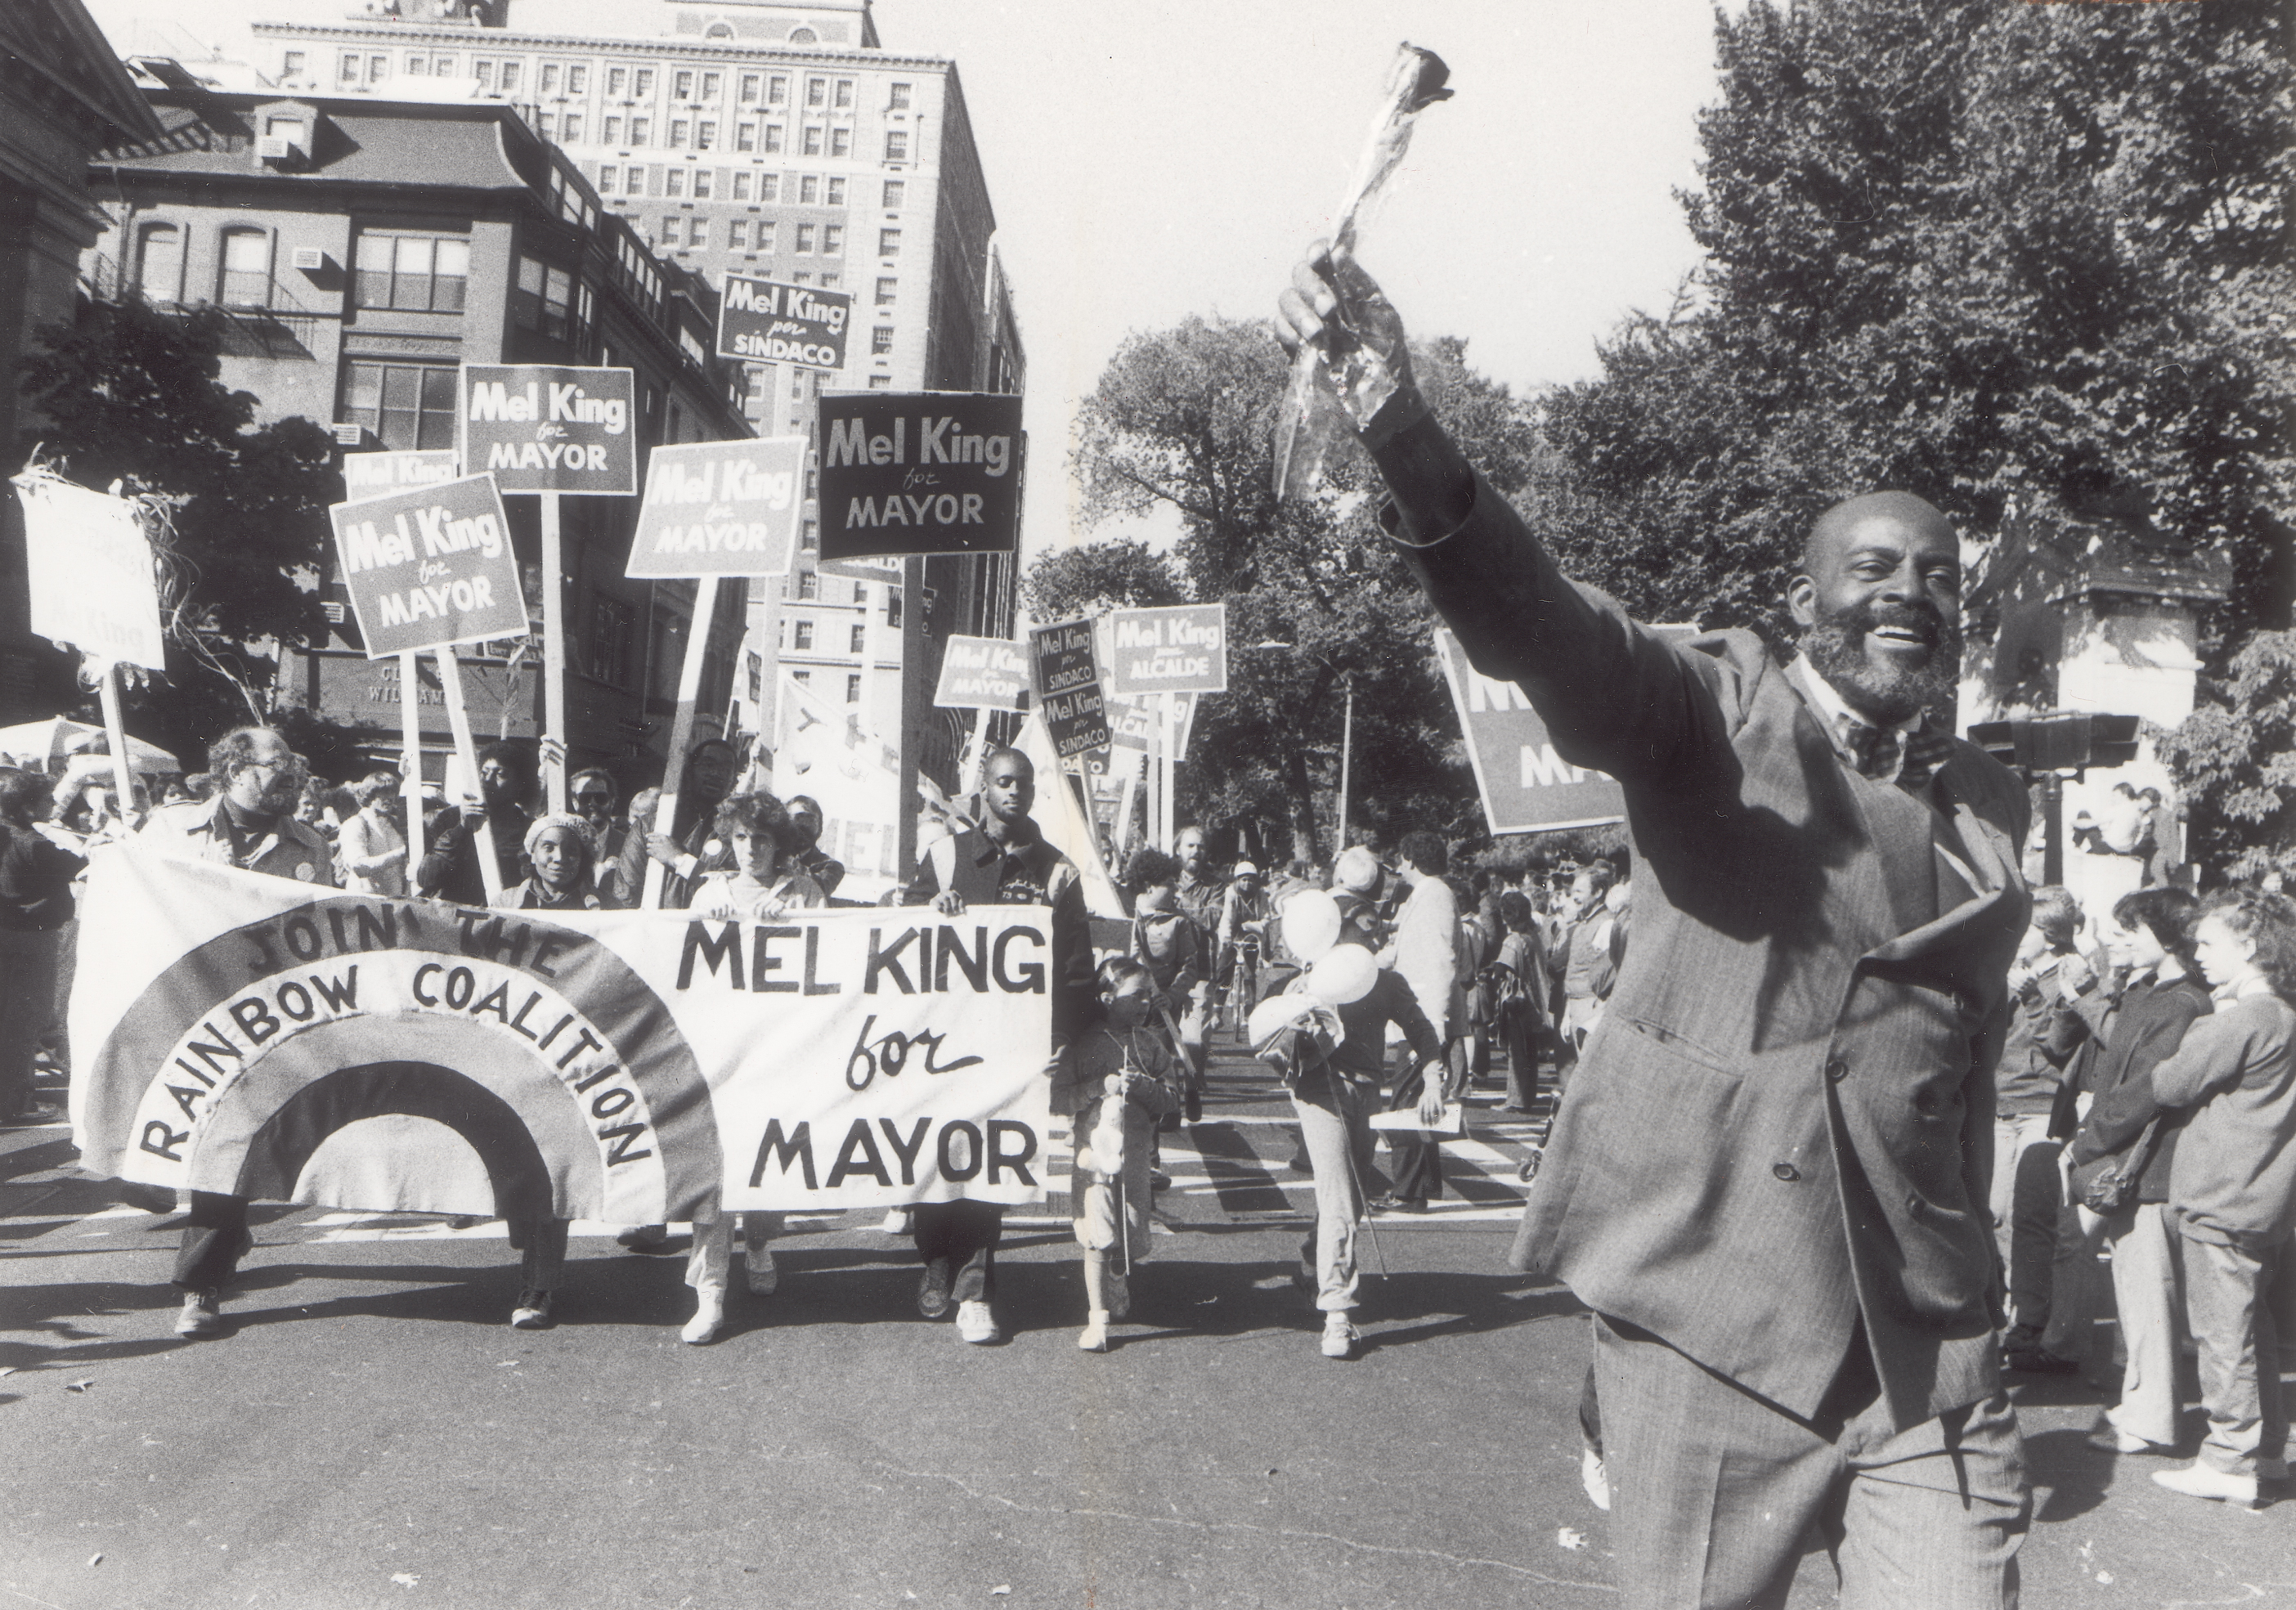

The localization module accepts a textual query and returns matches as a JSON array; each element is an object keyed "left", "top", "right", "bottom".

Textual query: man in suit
[{"left": 1281, "top": 244, "right": 2033, "bottom": 1608}]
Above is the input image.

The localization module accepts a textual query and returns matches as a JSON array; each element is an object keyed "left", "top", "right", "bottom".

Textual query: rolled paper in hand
[{"left": 1274, "top": 42, "right": 1453, "bottom": 501}]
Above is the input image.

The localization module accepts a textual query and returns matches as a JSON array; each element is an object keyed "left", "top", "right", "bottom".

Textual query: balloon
[
  {"left": 1247, "top": 994, "right": 1314, "bottom": 1049},
  {"left": 1282, "top": 889, "right": 1343, "bottom": 963},
  {"left": 1304, "top": 943, "right": 1378, "bottom": 1007}
]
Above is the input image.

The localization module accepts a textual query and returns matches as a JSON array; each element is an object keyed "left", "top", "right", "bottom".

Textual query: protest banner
[
  {"left": 626, "top": 437, "right": 809, "bottom": 580},
  {"left": 817, "top": 392, "right": 1023, "bottom": 559},
  {"left": 1028, "top": 618, "right": 1110, "bottom": 760},
  {"left": 330, "top": 473, "right": 527, "bottom": 659},
  {"left": 715, "top": 273, "right": 853, "bottom": 370},
  {"left": 458, "top": 364, "right": 637, "bottom": 496},
  {"left": 70, "top": 849, "right": 1056, "bottom": 1218},
  {"left": 1436, "top": 625, "right": 1695, "bottom": 834},
  {"left": 1108, "top": 603, "right": 1228, "bottom": 696},
  {"left": 932, "top": 635, "right": 1028, "bottom": 711},
  {"left": 772, "top": 670, "right": 905, "bottom": 904},
  {"left": 343, "top": 449, "right": 460, "bottom": 497}
]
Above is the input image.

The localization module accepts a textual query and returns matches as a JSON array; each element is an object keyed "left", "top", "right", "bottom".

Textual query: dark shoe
[
  {"left": 616, "top": 1225, "right": 673, "bottom": 1254},
  {"left": 1286, "top": 1152, "right": 1312, "bottom": 1175},
  {"left": 1148, "top": 1168, "right": 1172, "bottom": 1191},
  {"left": 917, "top": 1264, "right": 952, "bottom": 1320},
  {"left": 2003, "top": 1345, "right": 2079, "bottom": 1375},
  {"left": 174, "top": 1289, "right": 225, "bottom": 1339},
  {"left": 509, "top": 1289, "right": 554, "bottom": 1330},
  {"left": 1370, "top": 1195, "right": 1428, "bottom": 1216}
]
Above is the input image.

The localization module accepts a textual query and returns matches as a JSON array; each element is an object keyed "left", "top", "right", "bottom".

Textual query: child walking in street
[{"left": 1056, "top": 957, "right": 1182, "bottom": 1352}]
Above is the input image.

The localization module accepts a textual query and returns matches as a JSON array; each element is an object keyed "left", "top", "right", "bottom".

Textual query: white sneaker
[
  {"left": 745, "top": 1249, "right": 778, "bottom": 1296},
  {"left": 1320, "top": 1312, "right": 1355, "bottom": 1360},
  {"left": 1077, "top": 1310, "right": 1110, "bottom": 1352},
  {"left": 174, "top": 1289, "right": 224, "bottom": 1339},
  {"left": 880, "top": 1208, "right": 912, "bottom": 1236},
  {"left": 1581, "top": 1444, "right": 1612, "bottom": 1512},
  {"left": 954, "top": 1299, "right": 1000, "bottom": 1344},
  {"left": 680, "top": 1293, "right": 724, "bottom": 1345},
  {"left": 2153, "top": 1461, "right": 2260, "bottom": 1506},
  {"left": 509, "top": 1289, "right": 553, "bottom": 1330}
]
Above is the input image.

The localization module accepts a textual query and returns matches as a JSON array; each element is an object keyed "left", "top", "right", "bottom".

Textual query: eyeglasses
[{"left": 573, "top": 792, "right": 611, "bottom": 804}]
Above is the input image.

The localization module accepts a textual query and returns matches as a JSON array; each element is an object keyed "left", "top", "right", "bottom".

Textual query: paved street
[{"left": 3, "top": 1043, "right": 2290, "bottom": 1610}]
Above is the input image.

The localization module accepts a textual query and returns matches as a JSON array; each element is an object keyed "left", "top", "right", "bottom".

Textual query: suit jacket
[{"left": 1391, "top": 472, "right": 2030, "bottom": 1431}]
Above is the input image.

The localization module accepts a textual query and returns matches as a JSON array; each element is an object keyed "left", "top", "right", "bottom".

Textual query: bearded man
[{"left": 1280, "top": 244, "right": 2033, "bottom": 1608}]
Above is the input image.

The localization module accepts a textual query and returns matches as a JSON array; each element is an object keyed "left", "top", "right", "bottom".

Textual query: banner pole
[
  {"left": 435, "top": 648, "right": 503, "bottom": 903},
  {"left": 1158, "top": 692, "right": 1177, "bottom": 853},
  {"left": 642, "top": 574, "right": 721, "bottom": 911},
  {"left": 398, "top": 651, "right": 425, "bottom": 875},
  {"left": 96, "top": 661, "right": 137, "bottom": 818},
  {"left": 539, "top": 492, "right": 569, "bottom": 814}
]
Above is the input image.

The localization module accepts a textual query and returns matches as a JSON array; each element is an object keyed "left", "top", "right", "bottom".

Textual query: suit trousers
[
  {"left": 1594, "top": 1316, "right": 2028, "bottom": 1610},
  {"left": 2181, "top": 1229, "right": 2287, "bottom": 1477},
  {"left": 912, "top": 1200, "right": 1002, "bottom": 1304}
]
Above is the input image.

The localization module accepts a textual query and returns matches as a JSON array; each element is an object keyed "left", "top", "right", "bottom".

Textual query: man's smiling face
[{"left": 1788, "top": 494, "right": 1962, "bottom": 727}]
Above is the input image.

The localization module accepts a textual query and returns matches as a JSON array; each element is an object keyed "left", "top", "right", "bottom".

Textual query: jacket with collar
[
  {"left": 141, "top": 799, "right": 338, "bottom": 887},
  {"left": 1391, "top": 471, "right": 2031, "bottom": 1433}
]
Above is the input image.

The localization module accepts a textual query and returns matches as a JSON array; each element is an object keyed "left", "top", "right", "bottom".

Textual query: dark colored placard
[
  {"left": 459, "top": 365, "right": 637, "bottom": 496},
  {"left": 715, "top": 273, "right": 853, "bottom": 370},
  {"left": 330, "top": 473, "right": 528, "bottom": 660},
  {"left": 1028, "top": 617, "right": 1110, "bottom": 759},
  {"left": 817, "top": 392, "right": 1023, "bottom": 559}
]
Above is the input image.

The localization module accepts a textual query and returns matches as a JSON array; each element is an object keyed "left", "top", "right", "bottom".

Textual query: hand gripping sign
[
  {"left": 330, "top": 473, "right": 528, "bottom": 658},
  {"left": 71, "top": 849, "right": 1057, "bottom": 1219}
]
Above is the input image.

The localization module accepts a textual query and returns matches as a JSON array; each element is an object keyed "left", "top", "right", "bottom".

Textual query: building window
[
  {"left": 759, "top": 174, "right": 779, "bottom": 202},
  {"left": 729, "top": 219, "right": 746, "bottom": 249},
  {"left": 598, "top": 166, "right": 616, "bottom": 193},
  {"left": 218, "top": 228, "right": 270, "bottom": 306},
  {"left": 540, "top": 63, "right": 559, "bottom": 93},
  {"left": 586, "top": 594, "right": 635, "bottom": 687},
  {"left": 768, "top": 74, "right": 787, "bottom": 105},
  {"left": 871, "top": 325, "right": 893, "bottom": 356},
  {"left": 884, "top": 131, "right": 908, "bottom": 161},
  {"left": 670, "top": 119, "right": 689, "bottom": 148},
  {"left": 878, "top": 227, "right": 900, "bottom": 256},
  {"left": 821, "top": 225, "right": 842, "bottom": 255},
  {"left": 688, "top": 218, "right": 707, "bottom": 248},
  {"left": 849, "top": 623, "right": 865, "bottom": 654},
  {"left": 801, "top": 518, "right": 818, "bottom": 552},
  {"left": 661, "top": 215, "right": 679, "bottom": 242},
  {"left": 283, "top": 50, "right": 305, "bottom": 77},
  {"left": 875, "top": 276, "right": 896, "bottom": 305},
  {"left": 697, "top": 121, "right": 715, "bottom": 150},
  {"left": 354, "top": 233, "right": 469, "bottom": 312},
  {"left": 634, "top": 68, "right": 654, "bottom": 96},
  {"left": 826, "top": 176, "right": 845, "bottom": 205},
  {"left": 608, "top": 66, "right": 626, "bottom": 96},
  {"left": 603, "top": 115, "right": 621, "bottom": 145},
  {"left": 755, "top": 221, "right": 775, "bottom": 251},
  {"left": 732, "top": 172, "right": 751, "bottom": 200},
  {"left": 791, "top": 669, "right": 810, "bottom": 685},
  {"left": 674, "top": 70, "right": 693, "bottom": 100},
  {"left": 867, "top": 374, "right": 891, "bottom": 389},
  {"left": 792, "top": 619, "right": 814, "bottom": 650},
  {"left": 802, "top": 126, "right": 823, "bottom": 156},
  {"left": 805, "top": 77, "right": 826, "bottom": 109},
  {"left": 370, "top": 54, "right": 389, "bottom": 81},
  {"left": 665, "top": 168, "right": 684, "bottom": 196},
  {"left": 763, "top": 124, "right": 784, "bottom": 154},
  {"left": 693, "top": 169, "right": 712, "bottom": 199},
  {"left": 567, "top": 65, "right": 586, "bottom": 93},
  {"left": 343, "top": 362, "right": 456, "bottom": 451},
  {"left": 845, "top": 673, "right": 862, "bottom": 703},
  {"left": 819, "top": 272, "right": 838, "bottom": 289},
  {"left": 833, "top": 78, "right": 854, "bottom": 110},
  {"left": 136, "top": 222, "right": 182, "bottom": 302},
  {"left": 889, "top": 82, "right": 911, "bottom": 110},
  {"left": 798, "top": 174, "right": 818, "bottom": 204},
  {"left": 829, "top": 128, "right": 850, "bottom": 158},
  {"left": 706, "top": 20, "right": 733, "bottom": 38},
  {"left": 536, "top": 114, "right": 556, "bottom": 139},
  {"left": 498, "top": 61, "right": 518, "bottom": 92},
  {"left": 513, "top": 256, "right": 574, "bottom": 339},
  {"left": 702, "top": 71, "right": 720, "bottom": 99},
  {"left": 881, "top": 179, "right": 904, "bottom": 209},
  {"left": 791, "top": 271, "right": 810, "bottom": 285},
  {"left": 434, "top": 55, "right": 455, "bottom": 76},
  {"left": 562, "top": 113, "right": 583, "bottom": 141},
  {"left": 339, "top": 52, "right": 361, "bottom": 84},
  {"left": 794, "top": 224, "right": 814, "bottom": 253},
  {"left": 796, "top": 572, "right": 818, "bottom": 600},
  {"left": 405, "top": 56, "right": 428, "bottom": 78},
  {"left": 626, "top": 164, "right": 646, "bottom": 194},
  {"left": 736, "top": 120, "right": 756, "bottom": 152},
  {"left": 630, "top": 117, "right": 650, "bottom": 146}
]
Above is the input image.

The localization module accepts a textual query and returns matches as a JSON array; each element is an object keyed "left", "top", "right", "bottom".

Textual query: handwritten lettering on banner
[{"left": 70, "top": 850, "right": 1054, "bottom": 1219}]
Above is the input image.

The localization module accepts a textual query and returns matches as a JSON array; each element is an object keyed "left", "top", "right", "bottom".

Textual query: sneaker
[
  {"left": 174, "top": 1289, "right": 224, "bottom": 1339},
  {"left": 1077, "top": 1310, "right": 1110, "bottom": 1352},
  {"left": 617, "top": 1225, "right": 672, "bottom": 1253},
  {"left": 2087, "top": 1425, "right": 2169, "bottom": 1455},
  {"left": 881, "top": 1207, "right": 913, "bottom": 1236},
  {"left": 745, "top": 1249, "right": 778, "bottom": 1296},
  {"left": 1581, "top": 1444, "right": 1612, "bottom": 1511},
  {"left": 917, "top": 1265, "right": 952, "bottom": 1320},
  {"left": 680, "top": 1293, "right": 724, "bottom": 1345},
  {"left": 954, "top": 1299, "right": 1000, "bottom": 1344},
  {"left": 2152, "top": 1461, "right": 2260, "bottom": 1506},
  {"left": 509, "top": 1289, "right": 554, "bottom": 1330},
  {"left": 1106, "top": 1271, "right": 1131, "bottom": 1321},
  {"left": 1148, "top": 1168, "right": 1172, "bottom": 1191},
  {"left": 1320, "top": 1312, "right": 1356, "bottom": 1360}
]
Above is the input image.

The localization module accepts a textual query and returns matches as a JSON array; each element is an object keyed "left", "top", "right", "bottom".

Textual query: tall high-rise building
[{"left": 252, "top": 1, "right": 1025, "bottom": 872}]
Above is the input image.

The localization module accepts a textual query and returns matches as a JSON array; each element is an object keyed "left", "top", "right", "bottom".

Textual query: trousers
[
  {"left": 2090, "top": 1202, "right": 2187, "bottom": 1448},
  {"left": 1383, "top": 1058, "right": 1444, "bottom": 1204},
  {"left": 913, "top": 1200, "right": 1002, "bottom": 1303},
  {"left": 686, "top": 1213, "right": 783, "bottom": 1294},
  {"left": 1290, "top": 1072, "right": 1375, "bottom": 1312},
  {"left": 2181, "top": 1227, "right": 2288, "bottom": 1477},
  {"left": 173, "top": 1192, "right": 253, "bottom": 1291},
  {"left": 506, "top": 1216, "right": 568, "bottom": 1291},
  {"left": 1990, "top": 1114, "right": 2060, "bottom": 1332},
  {"left": 1595, "top": 1316, "right": 2027, "bottom": 1609}
]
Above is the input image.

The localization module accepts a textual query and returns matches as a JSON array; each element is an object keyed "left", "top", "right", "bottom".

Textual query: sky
[{"left": 82, "top": 0, "right": 1729, "bottom": 564}]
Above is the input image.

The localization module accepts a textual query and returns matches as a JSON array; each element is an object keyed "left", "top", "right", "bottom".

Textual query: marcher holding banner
[
  {"left": 137, "top": 726, "right": 337, "bottom": 1339},
  {"left": 0, "top": 769, "right": 85, "bottom": 1123},
  {"left": 903, "top": 746, "right": 1092, "bottom": 1343}
]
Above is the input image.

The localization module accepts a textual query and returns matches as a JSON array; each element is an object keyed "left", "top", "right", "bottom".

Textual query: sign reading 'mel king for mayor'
[
  {"left": 715, "top": 273, "right": 853, "bottom": 370},
  {"left": 817, "top": 392, "right": 1023, "bottom": 560},
  {"left": 330, "top": 473, "right": 529, "bottom": 659},
  {"left": 626, "top": 437, "right": 809, "bottom": 580},
  {"left": 459, "top": 365, "right": 636, "bottom": 495}
]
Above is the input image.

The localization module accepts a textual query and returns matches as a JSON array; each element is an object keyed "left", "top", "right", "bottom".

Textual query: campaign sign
[
  {"left": 330, "top": 473, "right": 527, "bottom": 659},
  {"left": 460, "top": 365, "right": 637, "bottom": 496},
  {"left": 933, "top": 635, "right": 1029, "bottom": 711},
  {"left": 716, "top": 273, "right": 852, "bottom": 370},
  {"left": 1108, "top": 603, "right": 1228, "bottom": 695},
  {"left": 71, "top": 850, "right": 1056, "bottom": 1218},
  {"left": 1103, "top": 689, "right": 1195, "bottom": 755},
  {"left": 343, "top": 450, "right": 460, "bottom": 496},
  {"left": 1436, "top": 625, "right": 1694, "bottom": 834},
  {"left": 626, "top": 437, "right": 809, "bottom": 579},
  {"left": 818, "top": 392, "right": 1023, "bottom": 559},
  {"left": 12, "top": 474, "right": 166, "bottom": 670},
  {"left": 1029, "top": 618, "right": 1110, "bottom": 759}
]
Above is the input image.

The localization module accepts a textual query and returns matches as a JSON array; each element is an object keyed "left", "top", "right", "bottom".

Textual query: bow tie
[{"left": 1839, "top": 715, "right": 1953, "bottom": 792}]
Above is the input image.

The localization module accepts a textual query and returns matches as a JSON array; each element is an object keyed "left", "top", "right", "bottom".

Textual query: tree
[
  {"left": 18, "top": 298, "right": 343, "bottom": 765},
  {"left": 1022, "top": 538, "right": 1185, "bottom": 623},
  {"left": 2155, "top": 630, "right": 2296, "bottom": 882}
]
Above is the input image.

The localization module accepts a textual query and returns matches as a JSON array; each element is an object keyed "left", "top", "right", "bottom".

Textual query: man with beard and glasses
[
  {"left": 1281, "top": 244, "right": 2032, "bottom": 1608},
  {"left": 140, "top": 726, "right": 339, "bottom": 1339}
]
